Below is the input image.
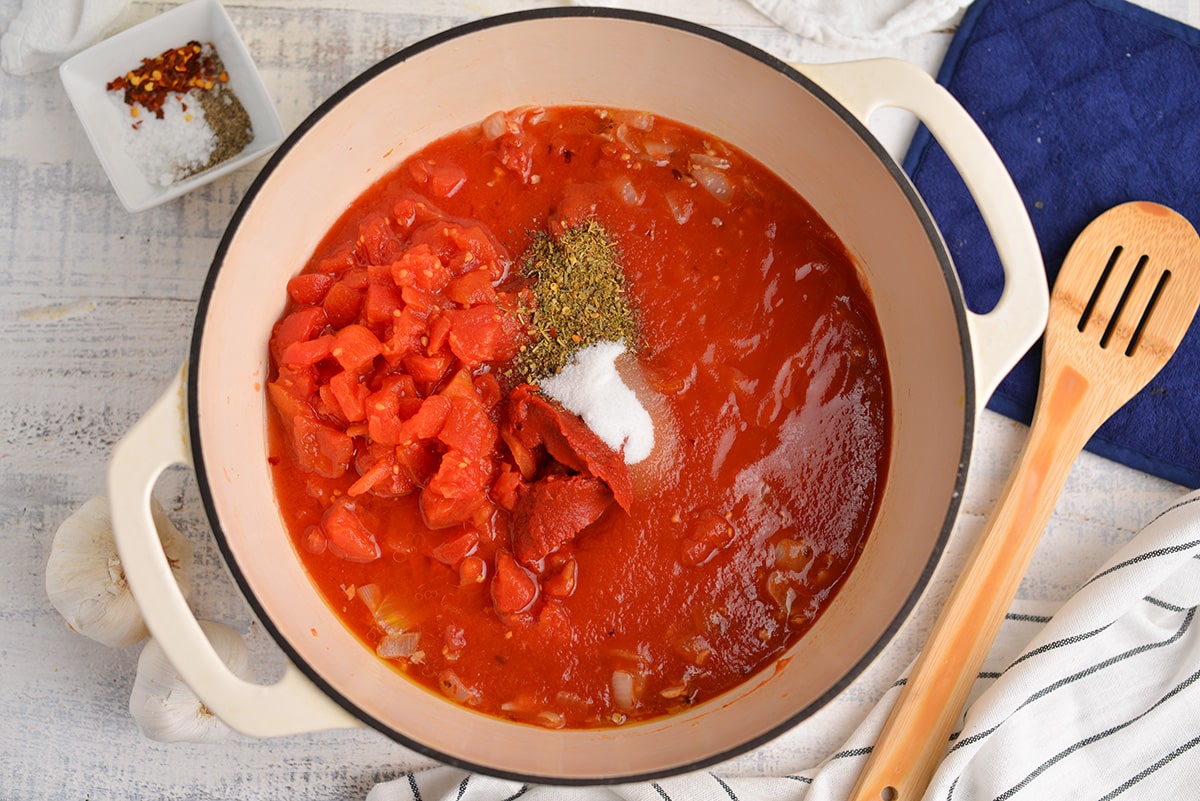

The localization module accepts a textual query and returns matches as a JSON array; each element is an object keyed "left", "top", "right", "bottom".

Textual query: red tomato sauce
[{"left": 265, "top": 106, "right": 891, "bottom": 728}]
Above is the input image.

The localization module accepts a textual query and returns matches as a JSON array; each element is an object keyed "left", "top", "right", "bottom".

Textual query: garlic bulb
[
  {"left": 130, "top": 620, "right": 252, "bottom": 743},
  {"left": 45, "top": 495, "right": 194, "bottom": 648}
]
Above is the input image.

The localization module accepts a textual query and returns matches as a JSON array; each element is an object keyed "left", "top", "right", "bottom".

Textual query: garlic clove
[
  {"left": 129, "top": 620, "right": 252, "bottom": 743},
  {"left": 45, "top": 495, "right": 194, "bottom": 648}
]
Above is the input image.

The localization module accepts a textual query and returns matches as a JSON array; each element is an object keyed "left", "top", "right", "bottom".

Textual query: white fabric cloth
[
  {"left": 367, "top": 489, "right": 1200, "bottom": 800},
  {"left": 742, "top": 0, "right": 972, "bottom": 48},
  {"left": 1, "top": 0, "right": 129, "bottom": 75}
]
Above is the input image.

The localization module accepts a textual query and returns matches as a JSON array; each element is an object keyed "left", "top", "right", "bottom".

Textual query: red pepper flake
[{"left": 106, "top": 40, "right": 224, "bottom": 119}]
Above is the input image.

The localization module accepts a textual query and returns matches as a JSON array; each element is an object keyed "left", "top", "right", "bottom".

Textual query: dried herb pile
[{"left": 512, "top": 221, "right": 637, "bottom": 382}]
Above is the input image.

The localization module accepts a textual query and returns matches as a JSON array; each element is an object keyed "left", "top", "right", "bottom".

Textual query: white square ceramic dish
[{"left": 59, "top": 0, "right": 284, "bottom": 212}]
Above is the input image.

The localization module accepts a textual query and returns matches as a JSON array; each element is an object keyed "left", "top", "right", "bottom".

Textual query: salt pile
[{"left": 540, "top": 340, "right": 655, "bottom": 464}]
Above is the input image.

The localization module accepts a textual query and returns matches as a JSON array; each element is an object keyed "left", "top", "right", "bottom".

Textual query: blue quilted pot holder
[{"left": 904, "top": 0, "right": 1200, "bottom": 488}]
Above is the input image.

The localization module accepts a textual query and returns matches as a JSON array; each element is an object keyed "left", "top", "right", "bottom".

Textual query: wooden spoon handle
[{"left": 848, "top": 366, "right": 1099, "bottom": 801}]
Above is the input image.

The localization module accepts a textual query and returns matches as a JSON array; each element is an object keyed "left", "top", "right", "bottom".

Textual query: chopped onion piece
[
  {"left": 611, "top": 669, "right": 640, "bottom": 711},
  {"left": 536, "top": 710, "right": 566, "bottom": 729},
  {"left": 377, "top": 631, "right": 421, "bottom": 659},
  {"left": 619, "top": 110, "right": 654, "bottom": 131},
  {"left": 356, "top": 582, "right": 381, "bottom": 614},
  {"left": 666, "top": 192, "right": 693, "bottom": 225},
  {"left": 373, "top": 596, "right": 410, "bottom": 636},
  {"left": 642, "top": 138, "right": 673, "bottom": 165},
  {"left": 613, "top": 175, "right": 644, "bottom": 206},
  {"left": 690, "top": 152, "right": 731, "bottom": 170},
  {"left": 439, "top": 669, "right": 482, "bottom": 706},
  {"left": 523, "top": 106, "right": 546, "bottom": 126},
  {"left": 691, "top": 165, "right": 733, "bottom": 203},
  {"left": 775, "top": 538, "right": 814, "bottom": 572},
  {"left": 481, "top": 111, "right": 507, "bottom": 140},
  {"left": 616, "top": 123, "right": 640, "bottom": 153}
]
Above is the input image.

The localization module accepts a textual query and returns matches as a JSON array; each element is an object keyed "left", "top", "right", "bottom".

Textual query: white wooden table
[{"left": 1, "top": 0, "right": 1192, "bottom": 798}]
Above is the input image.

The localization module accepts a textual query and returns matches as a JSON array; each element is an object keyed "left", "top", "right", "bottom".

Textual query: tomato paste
[{"left": 266, "top": 105, "right": 891, "bottom": 728}]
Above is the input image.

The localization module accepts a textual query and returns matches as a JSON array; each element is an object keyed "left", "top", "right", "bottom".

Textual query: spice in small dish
[{"left": 107, "top": 40, "right": 253, "bottom": 187}]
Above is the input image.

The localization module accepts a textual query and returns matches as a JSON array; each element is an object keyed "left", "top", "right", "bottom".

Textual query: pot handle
[
  {"left": 108, "top": 365, "right": 361, "bottom": 736},
  {"left": 792, "top": 58, "right": 1048, "bottom": 407}
]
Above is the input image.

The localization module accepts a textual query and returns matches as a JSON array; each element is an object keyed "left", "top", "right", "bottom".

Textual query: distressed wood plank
[{"left": 0, "top": 0, "right": 1191, "bottom": 797}]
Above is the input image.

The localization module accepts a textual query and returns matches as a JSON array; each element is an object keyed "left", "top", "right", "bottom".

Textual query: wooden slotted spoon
[{"left": 849, "top": 201, "right": 1200, "bottom": 801}]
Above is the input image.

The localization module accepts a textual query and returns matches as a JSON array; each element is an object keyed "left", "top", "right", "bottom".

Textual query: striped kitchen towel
[{"left": 367, "top": 489, "right": 1200, "bottom": 800}]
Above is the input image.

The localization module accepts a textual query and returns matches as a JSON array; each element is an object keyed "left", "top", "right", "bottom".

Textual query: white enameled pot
[{"left": 108, "top": 9, "right": 1048, "bottom": 784}]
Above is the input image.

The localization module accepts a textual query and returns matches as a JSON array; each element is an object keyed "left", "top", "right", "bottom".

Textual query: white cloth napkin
[
  {"left": 367, "top": 489, "right": 1200, "bottom": 800},
  {"left": 1, "top": 0, "right": 129, "bottom": 75},
  {"left": 742, "top": 0, "right": 972, "bottom": 48}
]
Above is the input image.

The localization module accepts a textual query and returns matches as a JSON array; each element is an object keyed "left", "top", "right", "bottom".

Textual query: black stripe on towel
[
  {"left": 990, "top": 663, "right": 1200, "bottom": 801},
  {"left": 1005, "top": 622, "right": 1114, "bottom": 672},
  {"left": 710, "top": 772, "right": 739, "bottom": 800},
  {"left": 946, "top": 609, "right": 1195, "bottom": 758},
  {"left": 407, "top": 772, "right": 422, "bottom": 801},
  {"left": 1082, "top": 539, "right": 1200, "bottom": 590},
  {"left": 456, "top": 774, "right": 470, "bottom": 800},
  {"left": 650, "top": 782, "right": 672, "bottom": 800},
  {"left": 1097, "top": 731, "right": 1200, "bottom": 801}
]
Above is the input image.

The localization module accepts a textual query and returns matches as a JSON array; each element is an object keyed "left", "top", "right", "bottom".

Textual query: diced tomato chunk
[
  {"left": 280, "top": 334, "right": 335, "bottom": 367},
  {"left": 271, "top": 305, "right": 328, "bottom": 363},
  {"left": 439, "top": 394, "right": 497, "bottom": 458},
  {"left": 321, "top": 500, "right": 381, "bottom": 562},
  {"left": 341, "top": 267, "right": 370, "bottom": 291},
  {"left": 267, "top": 380, "right": 313, "bottom": 423},
  {"left": 404, "top": 352, "right": 453, "bottom": 385},
  {"left": 500, "top": 425, "right": 538, "bottom": 480},
  {"left": 357, "top": 214, "right": 404, "bottom": 266},
  {"left": 444, "top": 305, "right": 522, "bottom": 366},
  {"left": 427, "top": 451, "right": 492, "bottom": 500},
  {"left": 391, "top": 244, "right": 447, "bottom": 291},
  {"left": 350, "top": 442, "right": 416, "bottom": 498},
  {"left": 317, "top": 384, "right": 350, "bottom": 426},
  {"left": 364, "top": 281, "right": 404, "bottom": 326},
  {"left": 271, "top": 365, "right": 317, "bottom": 404},
  {"left": 420, "top": 488, "right": 487, "bottom": 530},
  {"left": 542, "top": 557, "right": 578, "bottom": 598},
  {"left": 491, "top": 550, "right": 539, "bottom": 620},
  {"left": 332, "top": 324, "right": 382, "bottom": 372},
  {"left": 398, "top": 394, "right": 452, "bottom": 443},
  {"left": 315, "top": 244, "right": 358, "bottom": 275},
  {"left": 473, "top": 372, "right": 503, "bottom": 413},
  {"left": 365, "top": 387, "right": 405, "bottom": 445},
  {"left": 396, "top": 439, "right": 440, "bottom": 488},
  {"left": 491, "top": 466, "right": 522, "bottom": 512},
  {"left": 446, "top": 269, "right": 500, "bottom": 307},
  {"left": 384, "top": 307, "right": 427, "bottom": 361},
  {"left": 328, "top": 369, "right": 370, "bottom": 422},
  {"left": 439, "top": 367, "right": 477, "bottom": 401},
  {"left": 426, "top": 312, "right": 452, "bottom": 355},
  {"left": 428, "top": 527, "right": 479, "bottom": 566},
  {"left": 287, "top": 272, "right": 336, "bottom": 305},
  {"left": 400, "top": 284, "right": 446, "bottom": 319},
  {"left": 535, "top": 600, "right": 572, "bottom": 640},
  {"left": 347, "top": 453, "right": 392, "bottom": 497},
  {"left": 291, "top": 415, "right": 354, "bottom": 478},
  {"left": 459, "top": 555, "right": 487, "bottom": 585},
  {"left": 323, "top": 281, "right": 365, "bottom": 328},
  {"left": 429, "top": 162, "right": 468, "bottom": 199}
]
